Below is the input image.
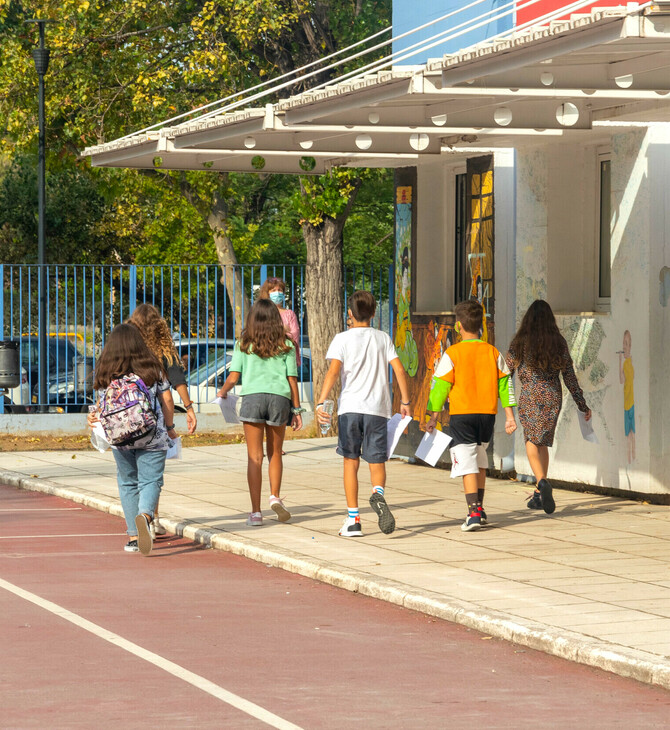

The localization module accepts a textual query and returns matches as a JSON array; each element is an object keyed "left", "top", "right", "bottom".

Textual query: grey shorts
[
  {"left": 337, "top": 412, "right": 388, "bottom": 463},
  {"left": 239, "top": 393, "right": 292, "bottom": 427}
]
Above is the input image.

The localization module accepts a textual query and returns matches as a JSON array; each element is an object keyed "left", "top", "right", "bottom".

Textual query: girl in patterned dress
[{"left": 506, "top": 300, "right": 591, "bottom": 514}]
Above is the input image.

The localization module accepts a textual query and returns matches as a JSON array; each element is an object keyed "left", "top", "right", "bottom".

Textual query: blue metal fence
[{"left": 0, "top": 263, "right": 393, "bottom": 413}]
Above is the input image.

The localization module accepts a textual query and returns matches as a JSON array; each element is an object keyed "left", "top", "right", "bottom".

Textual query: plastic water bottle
[{"left": 320, "top": 400, "right": 334, "bottom": 435}]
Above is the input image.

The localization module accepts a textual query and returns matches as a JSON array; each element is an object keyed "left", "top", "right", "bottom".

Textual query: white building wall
[
  {"left": 647, "top": 124, "right": 670, "bottom": 493},
  {"left": 513, "top": 128, "right": 669, "bottom": 494}
]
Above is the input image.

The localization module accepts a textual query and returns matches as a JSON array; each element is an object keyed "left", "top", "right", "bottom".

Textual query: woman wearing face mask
[{"left": 259, "top": 277, "right": 301, "bottom": 367}]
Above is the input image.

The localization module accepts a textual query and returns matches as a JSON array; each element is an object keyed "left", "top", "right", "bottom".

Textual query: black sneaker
[
  {"left": 369, "top": 492, "right": 396, "bottom": 534},
  {"left": 538, "top": 479, "right": 555, "bottom": 514},
  {"left": 527, "top": 491, "right": 542, "bottom": 509},
  {"left": 124, "top": 539, "right": 139, "bottom": 553}
]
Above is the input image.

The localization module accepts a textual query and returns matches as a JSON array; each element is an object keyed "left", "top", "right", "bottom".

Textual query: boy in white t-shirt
[{"left": 316, "top": 291, "right": 411, "bottom": 537}]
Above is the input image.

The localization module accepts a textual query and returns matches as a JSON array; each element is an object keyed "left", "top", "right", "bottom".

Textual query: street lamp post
[{"left": 26, "top": 19, "right": 52, "bottom": 412}]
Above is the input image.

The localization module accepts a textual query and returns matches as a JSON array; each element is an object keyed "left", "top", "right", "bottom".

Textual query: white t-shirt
[{"left": 326, "top": 327, "right": 398, "bottom": 418}]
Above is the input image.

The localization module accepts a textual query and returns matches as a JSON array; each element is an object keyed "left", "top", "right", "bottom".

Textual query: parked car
[
  {"left": 33, "top": 364, "right": 96, "bottom": 413},
  {"left": 22, "top": 335, "right": 94, "bottom": 413},
  {"left": 2, "top": 366, "right": 31, "bottom": 413}
]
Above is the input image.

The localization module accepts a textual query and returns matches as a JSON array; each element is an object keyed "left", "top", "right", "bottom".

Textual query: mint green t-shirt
[{"left": 229, "top": 341, "right": 298, "bottom": 399}]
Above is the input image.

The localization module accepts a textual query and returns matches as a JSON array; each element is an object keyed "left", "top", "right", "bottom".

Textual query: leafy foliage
[{"left": 0, "top": 0, "right": 392, "bottom": 268}]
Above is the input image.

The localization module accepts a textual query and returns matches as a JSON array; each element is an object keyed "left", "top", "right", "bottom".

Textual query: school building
[{"left": 86, "top": 1, "right": 670, "bottom": 496}]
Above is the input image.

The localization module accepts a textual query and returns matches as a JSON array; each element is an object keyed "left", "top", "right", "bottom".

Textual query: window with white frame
[{"left": 597, "top": 153, "right": 612, "bottom": 303}]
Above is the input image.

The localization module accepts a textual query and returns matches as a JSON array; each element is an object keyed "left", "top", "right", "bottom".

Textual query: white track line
[
  {"left": 0, "top": 576, "right": 304, "bottom": 730},
  {"left": 0, "top": 534, "right": 123, "bottom": 539},
  {"left": 0, "top": 508, "right": 82, "bottom": 511}
]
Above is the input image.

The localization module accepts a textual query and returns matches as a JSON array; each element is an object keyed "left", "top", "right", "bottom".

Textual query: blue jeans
[{"left": 112, "top": 449, "right": 166, "bottom": 535}]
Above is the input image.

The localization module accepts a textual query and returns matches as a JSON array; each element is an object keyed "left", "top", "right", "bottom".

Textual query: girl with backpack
[
  {"left": 217, "top": 298, "right": 303, "bottom": 526},
  {"left": 128, "top": 303, "right": 196, "bottom": 538},
  {"left": 89, "top": 323, "right": 176, "bottom": 555}
]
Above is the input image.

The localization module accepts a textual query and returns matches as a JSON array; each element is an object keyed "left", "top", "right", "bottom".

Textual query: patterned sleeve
[
  {"left": 505, "top": 349, "right": 516, "bottom": 377},
  {"left": 561, "top": 343, "right": 588, "bottom": 412}
]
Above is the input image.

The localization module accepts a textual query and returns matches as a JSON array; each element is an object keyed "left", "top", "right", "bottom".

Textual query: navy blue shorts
[{"left": 337, "top": 413, "right": 388, "bottom": 463}]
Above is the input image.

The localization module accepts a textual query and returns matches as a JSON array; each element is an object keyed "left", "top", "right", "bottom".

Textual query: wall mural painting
[
  {"left": 618, "top": 329, "right": 635, "bottom": 464},
  {"left": 413, "top": 321, "right": 455, "bottom": 427},
  {"left": 394, "top": 185, "right": 418, "bottom": 377}
]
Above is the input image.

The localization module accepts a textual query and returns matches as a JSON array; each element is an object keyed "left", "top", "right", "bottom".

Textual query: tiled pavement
[{"left": 2, "top": 438, "right": 670, "bottom": 688}]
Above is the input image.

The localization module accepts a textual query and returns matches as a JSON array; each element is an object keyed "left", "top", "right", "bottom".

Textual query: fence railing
[{"left": 0, "top": 263, "right": 392, "bottom": 413}]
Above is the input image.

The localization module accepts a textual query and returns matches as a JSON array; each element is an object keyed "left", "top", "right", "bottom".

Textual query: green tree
[{"left": 0, "top": 0, "right": 392, "bottom": 387}]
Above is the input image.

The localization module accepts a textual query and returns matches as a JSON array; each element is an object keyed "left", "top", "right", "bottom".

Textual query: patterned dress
[{"left": 506, "top": 339, "right": 588, "bottom": 447}]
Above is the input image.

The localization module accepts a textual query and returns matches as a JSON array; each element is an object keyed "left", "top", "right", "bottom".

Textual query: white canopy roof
[{"left": 85, "top": 3, "right": 670, "bottom": 174}]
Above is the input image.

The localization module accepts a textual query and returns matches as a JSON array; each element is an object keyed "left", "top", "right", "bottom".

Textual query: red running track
[{"left": 1, "top": 483, "right": 669, "bottom": 729}]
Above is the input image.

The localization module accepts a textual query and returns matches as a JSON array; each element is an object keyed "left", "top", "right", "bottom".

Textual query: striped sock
[
  {"left": 372, "top": 486, "right": 385, "bottom": 496},
  {"left": 347, "top": 508, "right": 360, "bottom": 519}
]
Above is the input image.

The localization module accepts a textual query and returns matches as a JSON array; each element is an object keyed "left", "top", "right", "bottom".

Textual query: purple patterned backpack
[{"left": 99, "top": 373, "right": 158, "bottom": 447}]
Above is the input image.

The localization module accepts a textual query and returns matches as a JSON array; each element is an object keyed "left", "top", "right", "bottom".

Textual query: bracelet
[
  {"left": 401, "top": 401, "right": 410, "bottom": 405},
  {"left": 185, "top": 403, "right": 194, "bottom": 411},
  {"left": 166, "top": 424, "right": 175, "bottom": 430},
  {"left": 316, "top": 402, "right": 324, "bottom": 408},
  {"left": 292, "top": 406, "right": 306, "bottom": 415}
]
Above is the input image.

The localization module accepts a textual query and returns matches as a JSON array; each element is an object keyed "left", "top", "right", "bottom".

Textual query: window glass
[
  {"left": 599, "top": 159, "right": 611, "bottom": 299},
  {"left": 454, "top": 173, "right": 468, "bottom": 303}
]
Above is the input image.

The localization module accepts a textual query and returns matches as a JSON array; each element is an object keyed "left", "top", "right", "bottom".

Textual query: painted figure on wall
[
  {"left": 395, "top": 186, "right": 418, "bottom": 377},
  {"left": 618, "top": 330, "right": 635, "bottom": 463}
]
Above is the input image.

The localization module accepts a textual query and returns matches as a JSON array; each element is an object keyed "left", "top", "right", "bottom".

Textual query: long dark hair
[
  {"left": 239, "top": 298, "right": 292, "bottom": 359},
  {"left": 508, "top": 300, "right": 567, "bottom": 371},
  {"left": 94, "top": 323, "right": 164, "bottom": 389}
]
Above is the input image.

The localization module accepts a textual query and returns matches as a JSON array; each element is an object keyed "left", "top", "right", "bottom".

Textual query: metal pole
[{"left": 27, "top": 19, "right": 51, "bottom": 412}]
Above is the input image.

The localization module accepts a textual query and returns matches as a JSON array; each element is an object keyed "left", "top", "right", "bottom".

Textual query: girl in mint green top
[{"left": 217, "top": 298, "right": 302, "bottom": 527}]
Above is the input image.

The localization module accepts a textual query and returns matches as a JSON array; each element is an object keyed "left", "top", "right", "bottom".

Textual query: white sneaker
[
  {"left": 246, "top": 512, "right": 263, "bottom": 526},
  {"left": 153, "top": 520, "right": 167, "bottom": 536},
  {"left": 339, "top": 515, "right": 363, "bottom": 537},
  {"left": 269, "top": 496, "right": 291, "bottom": 522}
]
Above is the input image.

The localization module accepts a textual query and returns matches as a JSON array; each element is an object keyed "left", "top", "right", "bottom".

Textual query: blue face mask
[{"left": 269, "top": 291, "right": 285, "bottom": 307}]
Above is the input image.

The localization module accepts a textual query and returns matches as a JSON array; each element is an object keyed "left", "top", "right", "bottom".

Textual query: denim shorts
[
  {"left": 337, "top": 412, "right": 388, "bottom": 463},
  {"left": 239, "top": 393, "right": 292, "bottom": 427}
]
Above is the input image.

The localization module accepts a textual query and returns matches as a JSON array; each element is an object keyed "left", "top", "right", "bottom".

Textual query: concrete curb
[{"left": 4, "top": 467, "right": 670, "bottom": 690}]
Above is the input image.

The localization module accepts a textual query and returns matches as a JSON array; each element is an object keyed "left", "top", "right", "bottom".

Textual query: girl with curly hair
[
  {"left": 217, "top": 298, "right": 303, "bottom": 526},
  {"left": 127, "top": 303, "right": 197, "bottom": 537},
  {"left": 506, "top": 300, "right": 591, "bottom": 514},
  {"left": 127, "top": 303, "right": 197, "bottom": 435}
]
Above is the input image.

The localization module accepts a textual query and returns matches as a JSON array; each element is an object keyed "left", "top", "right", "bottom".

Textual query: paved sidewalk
[{"left": 2, "top": 439, "right": 670, "bottom": 689}]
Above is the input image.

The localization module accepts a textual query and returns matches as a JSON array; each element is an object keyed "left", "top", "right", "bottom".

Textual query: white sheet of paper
[
  {"left": 166, "top": 436, "right": 182, "bottom": 460},
  {"left": 211, "top": 394, "right": 240, "bottom": 424},
  {"left": 578, "top": 411, "right": 598, "bottom": 444},
  {"left": 90, "top": 422, "right": 111, "bottom": 453},
  {"left": 386, "top": 413, "right": 413, "bottom": 459},
  {"left": 415, "top": 429, "right": 453, "bottom": 467}
]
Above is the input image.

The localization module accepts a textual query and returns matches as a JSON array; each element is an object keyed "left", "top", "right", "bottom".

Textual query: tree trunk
[
  {"left": 207, "top": 190, "right": 250, "bottom": 339},
  {"left": 303, "top": 179, "right": 362, "bottom": 433},
  {"left": 175, "top": 171, "right": 250, "bottom": 338}
]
